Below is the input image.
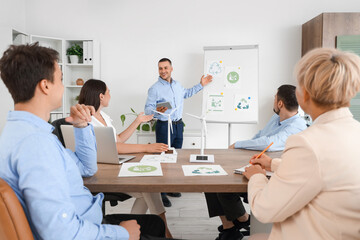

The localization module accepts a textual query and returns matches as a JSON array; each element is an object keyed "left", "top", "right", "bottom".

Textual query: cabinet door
[
  {"left": 137, "top": 136, "right": 156, "bottom": 144},
  {"left": 182, "top": 136, "right": 202, "bottom": 149}
]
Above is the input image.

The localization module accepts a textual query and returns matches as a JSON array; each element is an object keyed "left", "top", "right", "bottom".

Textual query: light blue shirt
[
  {"left": 0, "top": 111, "right": 129, "bottom": 240},
  {"left": 235, "top": 113, "right": 307, "bottom": 151},
  {"left": 145, "top": 77, "right": 203, "bottom": 121}
]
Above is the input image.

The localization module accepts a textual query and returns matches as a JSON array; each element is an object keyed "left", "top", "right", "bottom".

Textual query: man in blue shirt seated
[
  {"left": 205, "top": 84, "right": 307, "bottom": 240},
  {"left": 229, "top": 84, "right": 307, "bottom": 151},
  {"left": 0, "top": 43, "right": 167, "bottom": 240},
  {"left": 145, "top": 58, "right": 212, "bottom": 207}
]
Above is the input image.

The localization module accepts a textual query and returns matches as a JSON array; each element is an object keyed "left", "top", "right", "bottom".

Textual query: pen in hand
[{"left": 249, "top": 142, "right": 274, "bottom": 164}]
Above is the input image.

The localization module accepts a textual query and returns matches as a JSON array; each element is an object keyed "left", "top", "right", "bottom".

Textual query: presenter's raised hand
[
  {"left": 156, "top": 106, "right": 168, "bottom": 113},
  {"left": 200, "top": 74, "right": 213, "bottom": 86},
  {"left": 136, "top": 112, "right": 153, "bottom": 124},
  {"left": 65, "top": 104, "right": 95, "bottom": 128},
  {"left": 250, "top": 153, "right": 272, "bottom": 171},
  {"left": 120, "top": 220, "right": 140, "bottom": 240}
]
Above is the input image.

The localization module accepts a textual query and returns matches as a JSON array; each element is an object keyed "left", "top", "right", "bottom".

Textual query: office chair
[
  {"left": 51, "top": 118, "right": 132, "bottom": 216},
  {"left": 0, "top": 178, "right": 34, "bottom": 240}
]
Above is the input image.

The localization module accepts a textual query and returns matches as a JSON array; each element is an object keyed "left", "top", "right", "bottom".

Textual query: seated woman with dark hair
[
  {"left": 78, "top": 79, "right": 172, "bottom": 238},
  {"left": 78, "top": 79, "right": 168, "bottom": 154}
]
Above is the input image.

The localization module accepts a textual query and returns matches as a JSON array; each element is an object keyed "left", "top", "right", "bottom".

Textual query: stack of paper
[
  {"left": 140, "top": 154, "right": 177, "bottom": 163},
  {"left": 234, "top": 164, "right": 273, "bottom": 177}
]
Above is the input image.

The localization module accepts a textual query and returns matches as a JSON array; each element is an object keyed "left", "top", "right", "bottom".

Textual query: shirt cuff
[
  {"left": 102, "top": 224, "right": 130, "bottom": 240},
  {"left": 234, "top": 141, "right": 242, "bottom": 149},
  {"left": 271, "top": 158, "right": 282, "bottom": 172},
  {"left": 196, "top": 83, "right": 203, "bottom": 90},
  {"left": 117, "top": 226, "right": 130, "bottom": 240}
]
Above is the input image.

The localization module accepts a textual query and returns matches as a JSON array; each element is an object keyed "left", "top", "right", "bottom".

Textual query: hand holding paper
[{"left": 243, "top": 165, "right": 266, "bottom": 180}]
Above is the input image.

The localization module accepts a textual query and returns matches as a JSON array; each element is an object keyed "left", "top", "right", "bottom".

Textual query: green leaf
[
  {"left": 151, "top": 121, "right": 156, "bottom": 131},
  {"left": 120, "top": 114, "right": 126, "bottom": 126},
  {"left": 66, "top": 43, "right": 83, "bottom": 57},
  {"left": 130, "top": 108, "right": 136, "bottom": 114},
  {"left": 142, "top": 124, "right": 150, "bottom": 131},
  {"left": 136, "top": 125, "right": 140, "bottom": 131}
]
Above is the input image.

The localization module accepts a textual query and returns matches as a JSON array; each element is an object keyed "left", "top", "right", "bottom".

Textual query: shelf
[{"left": 65, "top": 63, "right": 93, "bottom": 67}]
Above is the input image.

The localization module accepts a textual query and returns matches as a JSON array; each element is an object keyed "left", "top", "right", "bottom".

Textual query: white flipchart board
[{"left": 202, "top": 45, "right": 259, "bottom": 124}]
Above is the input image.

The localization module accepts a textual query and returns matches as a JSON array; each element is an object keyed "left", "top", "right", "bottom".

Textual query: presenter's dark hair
[
  {"left": 0, "top": 42, "right": 59, "bottom": 103},
  {"left": 158, "top": 58, "right": 172, "bottom": 65},
  {"left": 276, "top": 84, "right": 299, "bottom": 111},
  {"left": 78, "top": 79, "right": 107, "bottom": 111}
]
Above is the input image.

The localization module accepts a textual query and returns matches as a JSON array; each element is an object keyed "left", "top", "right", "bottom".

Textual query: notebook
[
  {"left": 234, "top": 164, "right": 273, "bottom": 177},
  {"left": 61, "top": 125, "right": 135, "bottom": 164}
]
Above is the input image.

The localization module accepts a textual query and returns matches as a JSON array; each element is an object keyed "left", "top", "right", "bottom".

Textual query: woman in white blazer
[
  {"left": 244, "top": 48, "right": 360, "bottom": 240},
  {"left": 78, "top": 79, "right": 173, "bottom": 238}
]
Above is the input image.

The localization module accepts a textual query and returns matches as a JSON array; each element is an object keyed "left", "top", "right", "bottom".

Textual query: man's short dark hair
[
  {"left": 277, "top": 84, "right": 299, "bottom": 111},
  {"left": 78, "top": 79, "right": 107, "bottom": 111},
  {"left": 0, "top": 43, "right": 59, "bottom": 104},
  {"left": 158, "top": 58, "right": 172, "bottom": 65}
]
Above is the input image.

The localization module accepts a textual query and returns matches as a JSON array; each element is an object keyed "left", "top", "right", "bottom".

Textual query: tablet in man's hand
[{"left": 156, "top": 102, "right": 172, "bottom": 109}]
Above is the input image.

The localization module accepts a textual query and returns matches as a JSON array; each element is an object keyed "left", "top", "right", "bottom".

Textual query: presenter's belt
[{"left": 157, "top": 118, "right": 183, "bottom": 125}]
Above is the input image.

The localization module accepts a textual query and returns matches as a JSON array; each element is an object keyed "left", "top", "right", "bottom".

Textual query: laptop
[{"left": 61, "top": 125, "right": 135, "bottom": 164}]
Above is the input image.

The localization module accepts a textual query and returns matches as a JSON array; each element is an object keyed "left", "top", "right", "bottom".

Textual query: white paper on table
[
  {"left": 140, "top": 154, "right": 177, "bottom": 163},
  {"left": 182, "top": 165, "right": 228, "bottom": 176},
  {"left": 234, "top": 164, "right": 273, "bottom": 177},
  {"left": 118, "top": 162, "right": 163, "bottom": 177}
]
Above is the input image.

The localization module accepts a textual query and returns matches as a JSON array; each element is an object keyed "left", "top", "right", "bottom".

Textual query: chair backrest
[
  {"left": 0, "top": 178, "right": 34, "bottom": 240},
  {"left": 51, "top": 118, "right": 72, "bottom": 147}
]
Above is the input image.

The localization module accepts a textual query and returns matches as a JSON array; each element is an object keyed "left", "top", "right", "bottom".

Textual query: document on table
[
  {"left": 140, "top": 154, "right": 177, "bottom": 163},
  {"left": 118, "top": 162, "right": 163, "bottom": 177},
  {"left": 234, "top": 164, "right": 273, "bottom": 177},
  {"left": 182, "top": 165, "right": 228, "bottom": 176}
]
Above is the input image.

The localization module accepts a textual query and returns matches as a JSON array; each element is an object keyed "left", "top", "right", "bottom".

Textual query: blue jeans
[{"left": 155, "top": 120, "right": 183, "bottom": 149}]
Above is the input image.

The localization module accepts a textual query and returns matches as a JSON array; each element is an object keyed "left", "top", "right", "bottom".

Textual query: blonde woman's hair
[{"left": 295, "top": 48, "right": 360, "bottom": 108}]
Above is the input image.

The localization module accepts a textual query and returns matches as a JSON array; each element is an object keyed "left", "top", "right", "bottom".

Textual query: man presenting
[
  {"left": 145, "top": 58, "right": 212, "bottom": 207},
  {"left": 205, "top": 84, "right": 307, "bottom": 240}
]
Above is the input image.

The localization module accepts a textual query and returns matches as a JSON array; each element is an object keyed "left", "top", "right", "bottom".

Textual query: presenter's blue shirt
[
  {"left": 0, "top": 111, "right": 129, "bottom": 240},
  {"left": 235, "top": 113, "right": 307, "bottom": 151},
  {"left": 145, "top": 77, "right": 203, "bottom": 121}
]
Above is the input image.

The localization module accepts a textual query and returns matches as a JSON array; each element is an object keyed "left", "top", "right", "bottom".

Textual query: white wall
[
  {"left": 0, "top": 0, "right": 26, "bottom": 130},
  {"left": 1, "top": 0, "right": 360, "bottom": 146}
]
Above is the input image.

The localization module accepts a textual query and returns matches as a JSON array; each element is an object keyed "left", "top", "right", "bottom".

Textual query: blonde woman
[
  {"left": 244, "top": 48, "right": 360, "bottom": 240},
  {"left": 78, "top": 79, "right": 173, "bottom": 238}
]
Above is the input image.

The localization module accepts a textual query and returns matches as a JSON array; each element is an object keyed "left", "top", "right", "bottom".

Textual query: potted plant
[{"left": 66, "top": 44, "right": 83, "bottom": 64}]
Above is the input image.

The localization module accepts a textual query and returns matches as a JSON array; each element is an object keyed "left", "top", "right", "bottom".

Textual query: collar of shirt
[
  {"left": 7, "top": 111, "right": 54, "bottom": 132},
  {"left": 158, "top": 76, "right": 177, "bottom": 86},
  {"left": 279, "top": 113, "right": 300, "bottom": 126}
]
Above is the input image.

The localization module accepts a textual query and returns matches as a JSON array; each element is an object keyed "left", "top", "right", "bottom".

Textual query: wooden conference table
[{"left": 83, "top": 149, "right": 282, "bottom": 193}]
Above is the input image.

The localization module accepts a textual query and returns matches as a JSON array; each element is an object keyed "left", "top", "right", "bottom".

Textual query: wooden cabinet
[{"left": 302, "top": 13, "right": 360, "bottom": 56}]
